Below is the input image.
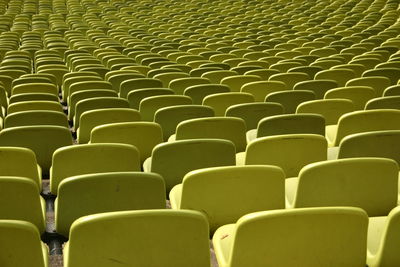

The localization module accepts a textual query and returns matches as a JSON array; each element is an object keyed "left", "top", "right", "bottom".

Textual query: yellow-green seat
[
  {"left": 337, "top": 130, "right": 400, "bottom": 165},
  {"left": 287, "top": 158, "right": 398, "bottom": 216},
  {"left": 384, "top": 85, "right": 400, "bottom": 96},
  {"left": 90, "top": 122, "right": 163, "bottom": 163},
  {"left": 268, "top": 72, "right": 310, "bottom": 90},
  {"left": 169, "top": 77, "right": 210, "bottom": 94},
  {"left": 173, "top": 117, "right": 247, "bottom": 152},
  {"left": 139, "top": 95, "right": 192, "bottom": 121},
  {"left": 153, "top": 72, "right": 190, "bottom": 87},
  {"left": 220, "top": 75, "right": 262, "bottom": 92},
  {"left": 55, "top": 172, "right": 166, "bottom": 237},
  {"left": 155, "top": 105, "right": 214, "bottom": 141},
  {"left": 64, "top": 210, "right": 210, "bottom": 267},
  {"left": 0, "top": 220, "right": 48, "bottom": 267},
  {"left": 74, "top": 97, "right": 129, "bottom": 129},
  {"left": 68, "top": 81, "right": 113, "bottom": 102},
  {"left": 212, "top": 207, "right": 368, "bottom": 267},
  {"left": 296, "top": 99, "right": 355, "bottom": 125},
  {"left": 265, "top": 90, "right": 316, "bottom": 114},
  {"left": 363, "top": 68, "right": 400, "bottom": 85},
  {"left": 184, "top": 84, "right": 230, "bottom": 104},
  {"left": 0, "top": 126, "right": 73, "bottom": 175},
  {"left": 202, "top": 92, "right": 254, "bottom": 116},
  {"left": 9, "top": 93, "right": 59, "bottom": 104},
  {"left": 244, "top": 69, "right": 280, "bottom": 80},
  {"left": 288, "top": 65, "right": 323, "bottom": 79},
  {"left": 50, "top": 143, "right": 141, "bottom": 195},
  {"left": 324, "top": 86, "right": 376, "bottom": 110},
  {"left": 106, "top": 72, "right": 146, "bottom": 93},
  {"left": 346, "top": 76, "right": 392, "bottom": 96},
  {"left": 237, "top": 134, "right": 327, "bottom": 177},
  {"left": 293, "top": 79, "right": 338, "bottom": 99},
  {"left": 77, "top": 108, "right": 141, "bottom": 143},
  {"left": 4, "top": 110, "right": 69, "bottom": 128},
  {"left": 12, "top": 83, "right": 58, "bottom": 96},
  {"left": 368, "top": 206, "right": 400, "bottom": 267},
  {"left": 170, "top": 165, "right": 285, "bottom": 233},
  {"left": 315, "top": 69, "right": 357, "bottom": 87},
  {"left": 62, "top": 74, "right": 102, "bottom": 101},
  {"left": 225, "top": 102, "right": 284, "bottom": 130},
  {"left": 327, "top": 110, "right": 400, "bottom": 147},
  {"left": 365, "top": 96, "right": 400, "bottom": 110},
  {"left": 119, "top": 78, "right": 163, "bottom": 98},
  {"left": 0, "top": 177, "right": 45, "bottom": 233},
  {"left": 201, "top": 70, "right": 237, "bottom": 84},
  {"left": 8, "top": 100, "right": 63, "bottom": 114},
  {"left": 143, "top": 139, "right": 236, "bottom": 192}
]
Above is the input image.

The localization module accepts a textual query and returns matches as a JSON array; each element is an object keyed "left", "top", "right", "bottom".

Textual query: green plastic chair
[
  {"left": 11, "top": 83, "right": 58, "bottom": 96},
  {"left": 238, "top": 134, "right": 327, "bottom": 177},
  {"left": 365, "top": 96, "right": 400, "bottom": 110},
  {"left": 0, "top": 147, "right": 41, "bottom": 189},
  {"left": 77, "top": 108, "right": 141, "bottom": 144},
  {"left": 173, "top": 117, "right": 247, "bottom": 152},
  {"left": 119, "top": 78, "right": 164, "bottom": 98},
  {"left": 268, "top": 72, "right": 310, "bottom": 90},
  {"left": 55, "top": 172, "right": 166, "bottom": 237},
  {"left": 0, "top": 177, "right": 45, "bottom": 233},
  {"left": 143, "top": 139, "right": 236, "bottom": 192},
  {"left": 106, "top": 72, "right": 146, "bottom": 93},
  {"left": 62, "top": 75, "right": 102, "bottom": 101},
  {"left": 64, "top": 210, "right": 210, "bottom": 267},
  {"left": 368, "top": 206, "right": 400, "bottom": 267},
  {"left": 127, "top": 88, "right": 174, "bottom": 109},
  {"left": 201, "top": 70, "right": 238, "bottom": 84},
  {"left": 90, "top": 122, "right": 163, "bottom": 163},
  {"left": 0, "top": 126, "right": 73, "bottom": 175},
  {"left": 265, "top": 90, "right": 316, "bottom": 114},
  {"left": 9, "top": 93, "right": 59, "bottom": 104},
  {"left": 326, "top": 110, "right": 400, "bottom": 147},
  {"left": 324, "top": 86, "right": 376, "bottom": 110},
  {"left": 220, "top": 75, "right": 262, "bottom": 92},
  {"left": 154, "top": 105, "right": 214, "bottom": 141},
  {"left": 296, "top": 99, "right": 355, "bottom": 125},
  {"left": 337, "top": 130, "right": 400, "bottom": 165},
  {"left": 8, "top": 100, "right": 64, "bottom": 114},
  {"left": 287, "top": 158, "right": 398, "bottom": 216},
  {"left": 293, "top": 79, "right": 338, "bottom": 99},
  {"left": 247, "top": 114, "right": 326, "bottom": 143},
  {"left": 346, "top": 76, "right": 391, "bottom": 96},
  {"left": 0, "top": 220, "right": 48, "bottom": 267},
  {"left": 240, "top": 81, "right": 287, "bottom": 102},
  {"left": 4, "top": 110, "right": 69, "bottom": 128},
  {"left": 225, "top": 102, "right": 284, "bottom": 130},
  {"left": 244, "top": 69, "right": 280, "bottom": 80},
  {"left": 202, "top": 92, "right": 254, "bottom": 116},
  {"left": 139, "top": 95, "right": 192, "bottom": 121},
  {"left": 74, "top": 97, "right": 130, "bottom": 129},
  {"left": 363, "top": 68, "right": 400, "bottom": 85},
  {"left": 184, "top": 84, "right": 230, "bottom": 104},
  {"left": 68, "top": 81, "right": 113, "bottom": 102},
  {"left": 383, "top": 85, "right": 400, "bottom": 96},
  {"left": 315, "top": 69, "right": 357, "bottom": 87},
  {"left": 153, "top": 72, "right": 190, "bottom": 87},
  {"left": 170, "top": 165, "right": 285, "bottom": 233},
  {"left": 169, "top": 77, "right": 210, "bottom": 94},
  {"left": 212, "top": 207, "right": 368, "bottom": 267}
]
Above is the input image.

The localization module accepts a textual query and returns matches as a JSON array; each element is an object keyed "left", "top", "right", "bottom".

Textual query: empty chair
[
  {"left": 201, "top": 70, "right": 237, "bottom": 83},
  {"left": 68, "top": 81, "right": 113, "bottom": 102},
  {"left": 293, "top": 80, "right": 339, "bottom": 99},
  {"left": 0, "top": 126, "right": 73, "bottom": 174},
  {"left": 240, "top": 81, "right": 287, "bottom": 102},
  {"left": 324, "top": 86, "right": 376, "bottom": 110},
  {"left": 297, "top": 98, "right": 354, "bottom": 124},
  {"left": 269, "top": 72, "right": 310, "bottom": 90},
  {"left": 8, "top": 101, "right": 63, "bottom": 114},
  {"left": 247, "top": 114, "right": 326, "bottom": 143},
  {"left": 365, "top": 96, "right": 400, "bottom": 110},
  {"left": 74, "top": 97, "right": 129, "bottom": 129},
  {"left": 154, "top": 105, "right": 214, "bottom": 141},
  {"left": 384, "top": 85, "right": 400, "bottom": 96},
  {"left": 9, "top": 93, "right": 59, "bottom": 104},
  {"left": 169, "top": 77, "right": 210, "bottom": 94},
  {"left": 153, "top": 72, "right": 190, "bottom": 87},
  {"left": 220, "top": 75, "right": 262, "bottom": 92},
  {"left": 368, "top": 206, "right": 400, "bottom": 267},
  {"left": 184, "top": 84, "right": 230, "bottom": 104},
  {"left": 225, "top": 102, "right": 284, "bottom": 130},
  {"left": 213, "top": 207, "right": 368, "bottom": 267},
  {"left": 170, "top": 165, "right": 285, "bottom": 232},
  {"left": 203, "top": 92, "right": 254, "bottom": 116},
  {"left": 90, "top": 122, "right": 163, "bottom": 163},
  {"left": 337, "top": 130, "right": 400, "bottom": 164},
  {"left": 0, "top": 177, "right": 45, "bottom": 233},
  {"left": 237, "top": 134, "right": 327, "bottom": 177},
  {"left": 315, "top": 69, "right": 357, "bottom": 86},
  {"left": 55, "top": 172, "right": 166, "bottom": 237},
  {"left": 287, "top": 158, "right": 398, "bottom": 216},
  {"left": 63, "top": 210, "right": 210, "bottom": 267},
  {"left": 120, "top": 78, "right": 164, "bottom": 98},
  {"left": 346, "top": 77, "right": 391, "bottom": 96},
  {"left": 327, "top": 110, "right": 400, "bottom": 147},
  {"left": 77, "top": 108, "right": 141, "bottom": 143},
  {"left": 139, "top": 95, "right": 192, "bottom": 121},
  {"left": 173, "top": 117, "right": 247, "bottom": 152},
  {"left": 143, "top": 139, "right": 236, "bottom": 192},
  {"left": 363, "top": 68, "right": 400, "bottom": 85},
  {"left": 50, "top": 143, "right": 141, "bottom": 194},
  {"left": 12, "top": 83, "right": 58, "bottom": 96},
  {"left": 127, "top": 88, "right": 174, "bottom": 109},
  {"left": 4, "top": 111, "right": 69, "bottom": 128},
  {"left": 0, "top": 220, "right": 48, "bottom": 267},
  {"left": 265, "top": 90, "right": 316, "bottom": 114}
]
